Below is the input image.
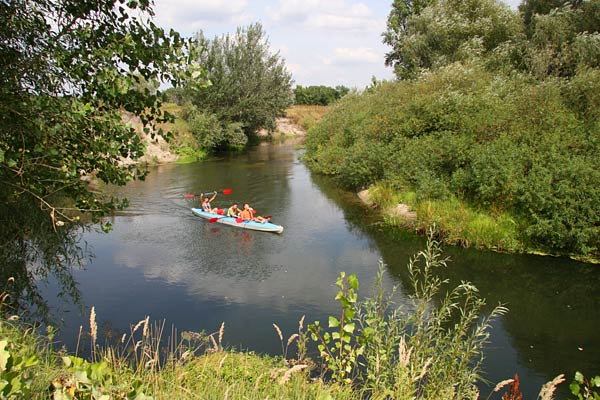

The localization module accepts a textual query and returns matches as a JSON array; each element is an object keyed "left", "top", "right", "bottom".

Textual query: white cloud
[
  {"left": 267, "top": 0, "right": 383, "bottom": 33},
  {"left": 324, "top": 47, "right": 381, "bottom": 66},
  {"left": 153, "top": 0, "right": 250, "bottom": 34}
]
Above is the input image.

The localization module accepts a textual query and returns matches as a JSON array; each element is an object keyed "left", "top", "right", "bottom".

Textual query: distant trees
[
  {"left": 184, "top": 23, "right": 294, "bottom": 149},
  {"left": 294, "top": 85, "right": 350, "bottom": 105}
]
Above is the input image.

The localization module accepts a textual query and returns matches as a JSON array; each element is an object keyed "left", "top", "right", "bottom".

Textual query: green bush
[
  {"left": 305, "top": 63, "right": 600, "bottom": 258},
  {"left": 309, "top": 231, "right": 508, "bottom": 399},
  {"left": 188, "top": 109, "right": 248, "bottom": 151}
]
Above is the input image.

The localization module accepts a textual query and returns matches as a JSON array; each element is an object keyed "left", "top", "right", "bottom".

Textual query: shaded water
[{"left": 41, "top": 142, "right": 599, "bottom": 398}]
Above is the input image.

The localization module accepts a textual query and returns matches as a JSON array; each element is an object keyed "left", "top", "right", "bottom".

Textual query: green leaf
[
  {"left": 343, "top": 323, "right": 355, "bottom": 334},
  {"left": 328, "top": 316, "right": 340, "bottom": 328},
  {"left": 348, "top": 274, "right": 359, "bottom": 290},
  {"left": 61, "top": 356, "right": 72, "bottom": 367},
  {"left": 0, "top": 340, "right": 10, "bottom": 372},
  {"left": 575, "top": 371, "right": 585, "bottom": 384},
  {"left": 570, "top": 381, "right": 581, "bottom": 395},
  {"left": 592, "top": 376, "right": 600, "bottom": 387}
]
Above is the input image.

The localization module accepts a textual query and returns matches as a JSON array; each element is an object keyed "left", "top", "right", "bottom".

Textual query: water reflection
[
  {"left": 24, "top": 141, "right": 599, "bottom": 400},
  {"left": 308, "top": 171, "right": 600, "bottom": 398},
  {"left": 0, "top": 201, "right": 89, "bottom": 323}
]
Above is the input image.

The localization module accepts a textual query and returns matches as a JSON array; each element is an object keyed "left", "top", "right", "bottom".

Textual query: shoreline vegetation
[
  {"left": 302, "top": 0, "right": 599, "bottom": 264},
  {"left": 2, "top": 235, "right": 589, "bottom": 400},
  {"left": 132, "top": 104, "right": 314, "bottom": 167},
  {"left": 355, "top": 184, "right": 599, "bottom": 264}
]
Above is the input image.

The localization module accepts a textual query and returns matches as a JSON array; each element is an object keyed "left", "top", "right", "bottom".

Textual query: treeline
[
  {"left": 294, "top": 85, "right": 349, "bottom": 105},
  {"left": 305, "top": 0, "right": 600, "bottom": 259}
]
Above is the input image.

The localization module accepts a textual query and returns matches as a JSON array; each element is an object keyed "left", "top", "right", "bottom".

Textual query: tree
[
  {"left": 523, "top": 0, "right": 600, "bottom": 77},
  {"left": 188, "top": 23, "right": 294, "bottom": 143},
  {"left": 382, "top": 0, "right": 434, "bottom": 79},
  {"left": 383, "top": 0, "right": 523, "bottom": 79},
  {"left": 0, "top": 0, "right": 189, "bottom": 318}
]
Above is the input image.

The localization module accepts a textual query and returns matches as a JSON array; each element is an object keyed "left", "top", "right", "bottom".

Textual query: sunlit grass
[
  {"left": 286, "top": 105, "right": 329, "bottom": 131},
  {"left": 368, "top": 182, "right": 522, "bottom": 252}
]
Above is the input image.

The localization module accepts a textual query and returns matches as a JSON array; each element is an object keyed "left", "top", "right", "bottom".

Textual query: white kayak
[{"left": 191, "top": 208, "right": 284, "bottom": 234}]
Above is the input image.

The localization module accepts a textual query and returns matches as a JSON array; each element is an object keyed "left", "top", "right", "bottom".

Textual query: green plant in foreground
[
  {"left": 309, "top": 272, "right": 363, "bottom": 384},
  {"left": 570, "top": 371, "right": 600, "bottom": 400},
  {"left": 310, "top": 229, "right": 508, "bottom": 399},
  {"left": 51, "top": 356, "right": 151, "bottom": 400},
  {"left": 0, "top": 339, "right": 39, "bottom": 399}
]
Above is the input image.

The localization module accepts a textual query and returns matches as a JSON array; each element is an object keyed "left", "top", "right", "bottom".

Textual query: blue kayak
[{"left": 191, "top": 208, "right": 284, "bottom": 234}]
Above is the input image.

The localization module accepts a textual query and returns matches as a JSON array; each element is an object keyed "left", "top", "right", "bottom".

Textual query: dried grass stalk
[
  {"left": 279, "top": 364, "right": 308, "bottom": 384},
  {"left": 538, "top": 374, "right": 565, "bottom": 400}
]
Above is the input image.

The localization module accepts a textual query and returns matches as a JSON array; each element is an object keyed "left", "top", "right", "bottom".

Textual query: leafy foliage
[
  {"left": 570, "top": 371, "right": 600, "bottom": 400},
  {"left": 305, "top": 63, "right": 600, "bottom": 257},
  {"left": 307, "top": 0, "right": 600, "bottom": 258},
  {"left": 52, "top": 356, "right": 151, "bottom": 400},
  {"left": 309, "top": 231, "right": 507, "bottom": 398},
  {"left": 0, "top": 339, "right": 38, "bottom": 399},
  {"left": 0, "top": 0, "right": 191, "bottom": 318},
  {"left": 309, "top": 272, "right": 361, "bottom": 384},
  {"left": 383, "top": 0, "right": 522, "bottom": 79},
  {"left": 294, "top": 85, "right": 349, "bottom": 105},
  {"left": 186, "top": 23, "right": 293, "bottom": 146}
]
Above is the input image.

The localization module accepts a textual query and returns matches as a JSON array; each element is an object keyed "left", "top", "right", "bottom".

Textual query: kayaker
[
  {"left": 227, "top": 203, "right": 240, "bottom": 217},
  {"left": 241, "top": 203, "right": 269, "bottom": 223},
  {"left": 201, "top": 192, "right": 219, "bottom": 213}
]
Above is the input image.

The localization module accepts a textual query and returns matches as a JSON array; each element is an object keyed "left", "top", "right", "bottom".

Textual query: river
[{"left": 40, "top": 141, "right": 599, "bottom": 398}]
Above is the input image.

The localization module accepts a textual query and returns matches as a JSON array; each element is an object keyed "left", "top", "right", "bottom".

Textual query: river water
[{"left": 42, "top": 141, "right": 599, "bottom": 398}]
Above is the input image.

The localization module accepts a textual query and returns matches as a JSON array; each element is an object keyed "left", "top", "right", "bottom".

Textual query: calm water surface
[{"left": 42, "top": 142, "right": 599, "bottom": 398}]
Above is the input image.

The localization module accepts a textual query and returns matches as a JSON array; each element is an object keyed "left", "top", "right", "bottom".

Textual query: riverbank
[
  {"left": 135, "top": 104, "right": 316, "bottom": 165},
  {"left": 356, "top": 183, "right": 599, "bottom": 264}
]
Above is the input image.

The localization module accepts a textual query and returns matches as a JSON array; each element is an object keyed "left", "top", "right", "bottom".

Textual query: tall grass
[
  {"left": 368, "top": 182, "right": 522, "bottom": 252},
  {"left": 308, "top": 229, "right": 509, "bottom": 399}
]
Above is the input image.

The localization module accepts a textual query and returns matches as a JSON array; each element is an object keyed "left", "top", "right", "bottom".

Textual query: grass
[
  {"left": 368, "top": 182, "right": 523, "bottom": 253},
  {"left": 286, "top": 105, "right": 329, "bottom": 131}
]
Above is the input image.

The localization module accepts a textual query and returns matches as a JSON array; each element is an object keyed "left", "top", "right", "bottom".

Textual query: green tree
[
  {"left": 382, "top": 0, "right": 434, "bottom": 79},
  {"left": 524, "top": 1, "right": 600, "bottom": 77},
  {"left": 383, "top": 0, "right": 523, "bottom": 79},
  {"left": 0, "top": 0, "right": 189, "bottom": 318},
  {"left": 188, "top": 23, "right": 293, "bottom": 144}
]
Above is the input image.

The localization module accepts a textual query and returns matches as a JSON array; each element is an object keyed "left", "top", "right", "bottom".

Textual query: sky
[{"left": 152, "top": 0, "right": 522, "bottom": 89}]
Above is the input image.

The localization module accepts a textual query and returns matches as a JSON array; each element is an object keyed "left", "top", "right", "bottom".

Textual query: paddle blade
[
  {"left": 209, "top": 217, "right": 220, "bottom": 223},
  {"left": 222, "top": 189, "right": 232, "bottom": 195},
  {"left": 264, "top": 216, "right": 272, "bottom": 219},
  {"left": 236, "top": 218, "right": 243, "bottom": 223},
  {"left": 184, "top": 194, "right": 196, "bottom": 198}
]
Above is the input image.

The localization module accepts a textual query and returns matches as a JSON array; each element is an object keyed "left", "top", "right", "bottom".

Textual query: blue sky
[{"left": 153, "top": 0, "right": 522, "bottom": 89}]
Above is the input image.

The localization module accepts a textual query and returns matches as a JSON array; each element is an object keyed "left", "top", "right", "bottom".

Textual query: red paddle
[{"left": 184, "top": 189, "right": 232, "bottom": 198}]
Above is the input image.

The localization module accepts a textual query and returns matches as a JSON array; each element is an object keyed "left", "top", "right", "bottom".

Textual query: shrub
[{"left": 309, "top": 230, "right": 507, "bottom": 399}]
